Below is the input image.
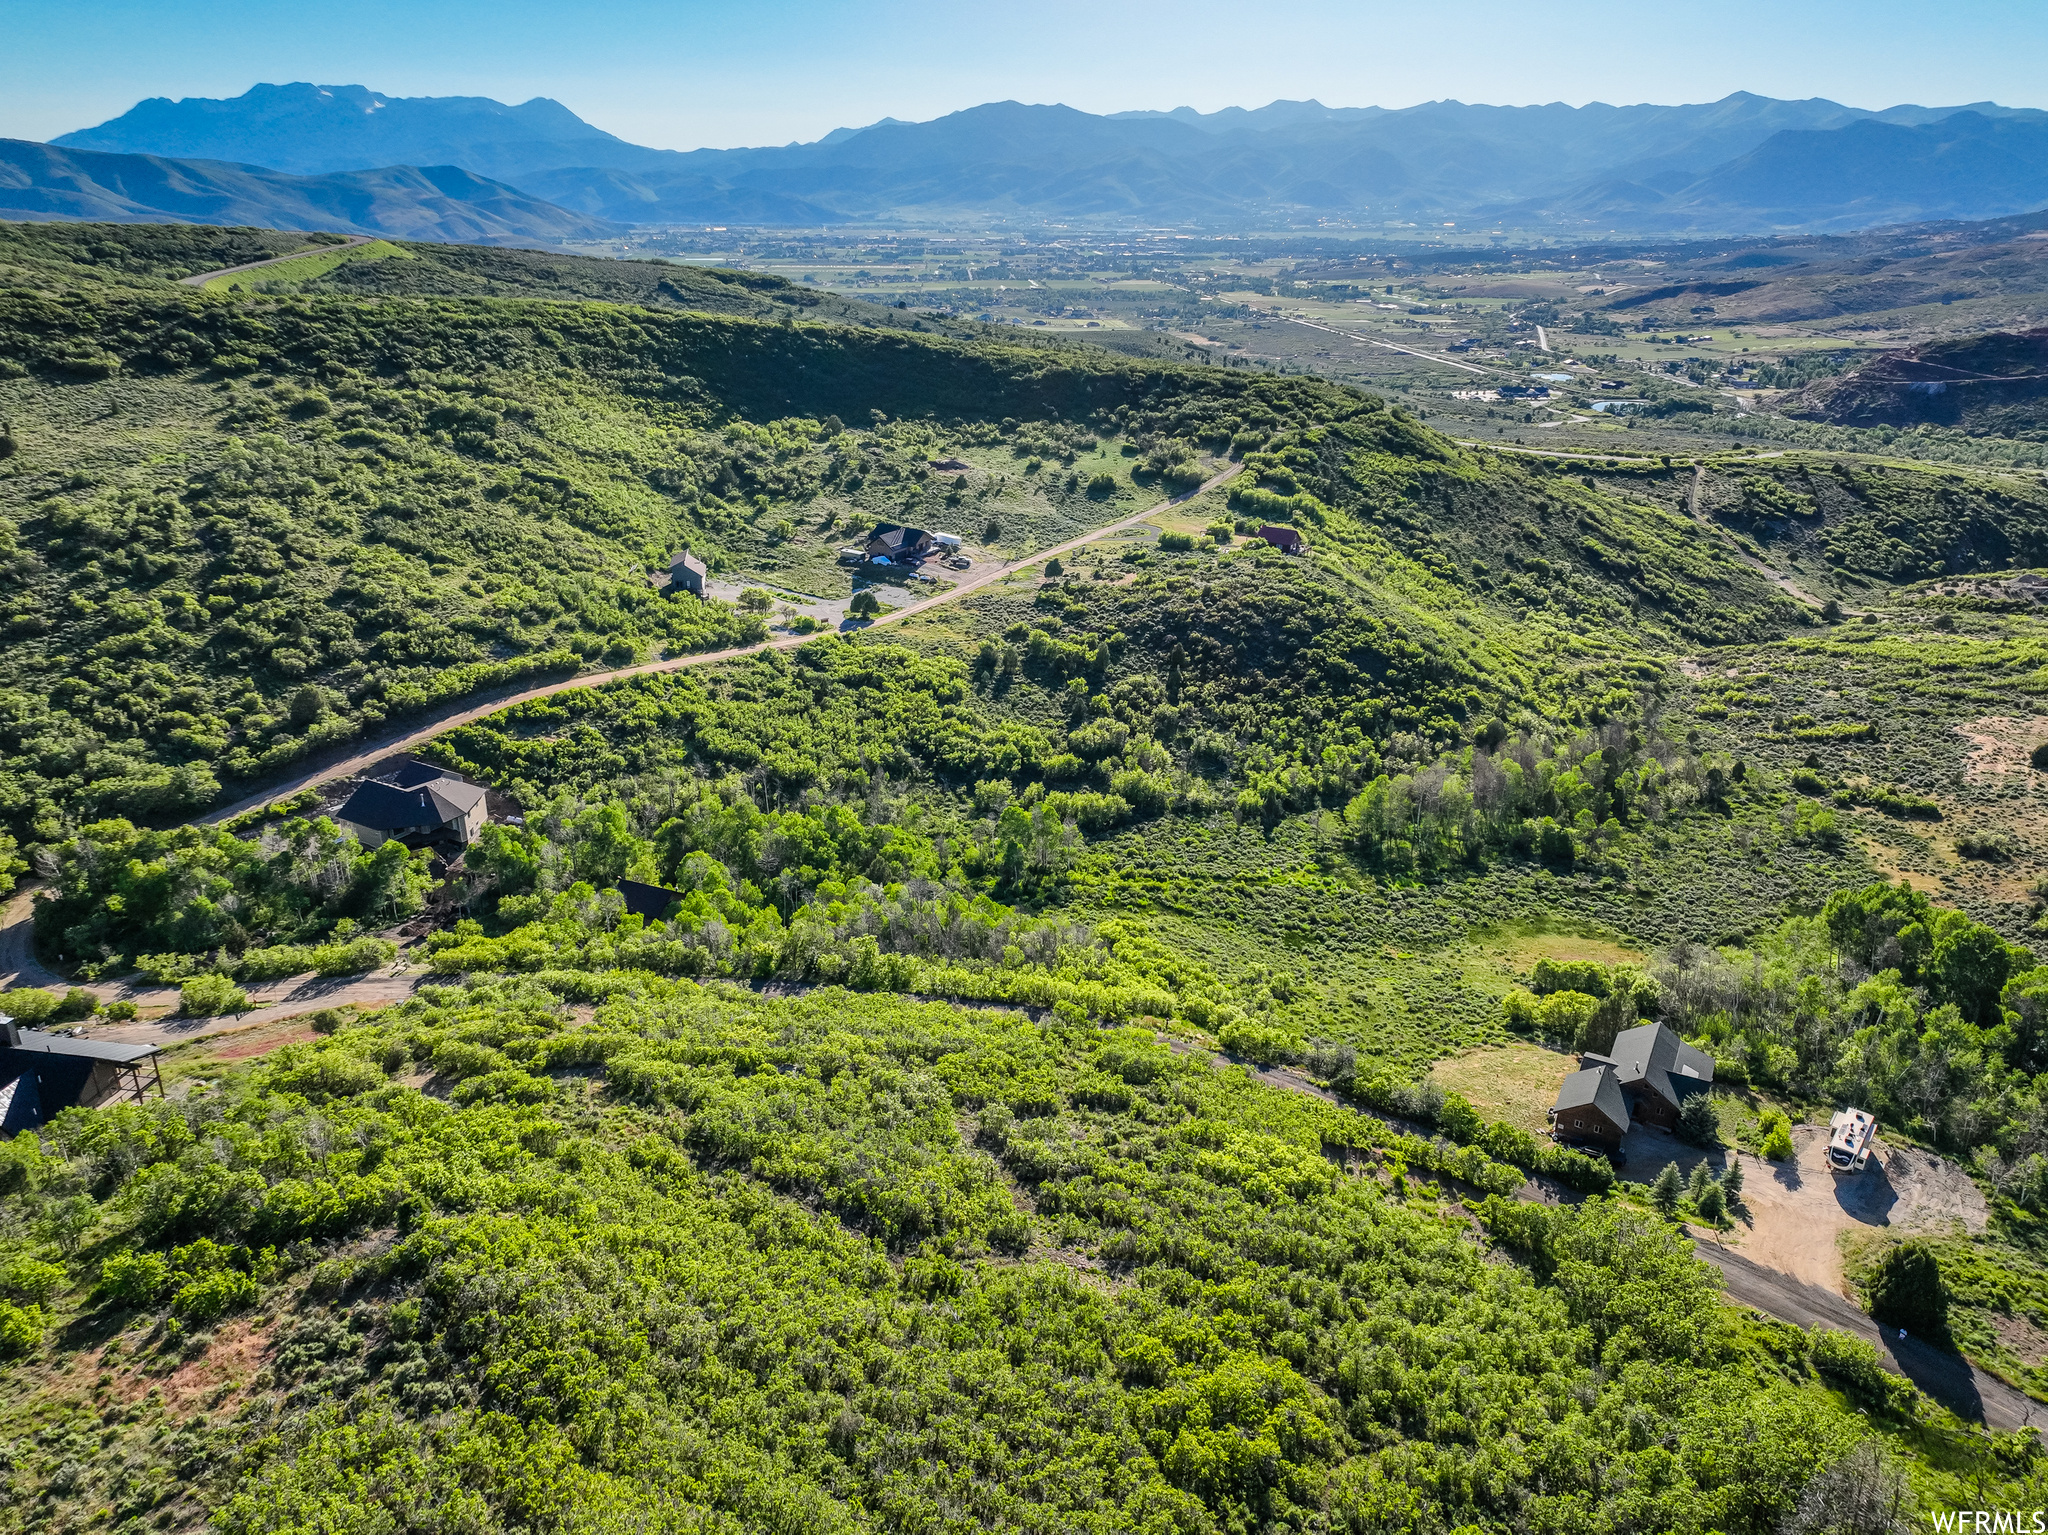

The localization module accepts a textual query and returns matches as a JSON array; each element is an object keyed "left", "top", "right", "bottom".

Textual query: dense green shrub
[
  {"left": 171, "top": 1268, "right": 258, "bottom": 1325},
  {"left": 0, "top": 986, "right": 57, "bottom": 1024},
  {"left": 1863, "top": 1240, "right": 1948, "bottom": 1336},
  {"left": 98, "top": 1249, "right": 169, "bottom": 1307},
  {"left": 180, "top": 974, "right": 249, "bottom": 1018},
  {"left": 0, "top": 1255, "right": 62, "bottom": 1304},
  {"left": 1678, "top": 1092, "right": 1721, "bottom": 1145},
  {"left": 0, "top": 1299, "right": 43, "bottom": 1357}
]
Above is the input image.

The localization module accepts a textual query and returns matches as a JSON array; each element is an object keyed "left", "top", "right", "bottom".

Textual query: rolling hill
[
  {"left": 1789, "top": 326, "right": 2048, "bottom": 435},
  {"left": 0, "top": 138, "right": 618, "bottom": 242},
  {"left": 2, "top": 214, "right": 2048, "bottom": 1534}
]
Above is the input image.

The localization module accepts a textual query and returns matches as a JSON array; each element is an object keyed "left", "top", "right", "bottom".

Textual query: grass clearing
[
  {"left": 1429, "top": 1042, "right": 1579, "bottom": 1132},
  {"left": 203, "top": 238, "right": 413, "bottom": 291}
]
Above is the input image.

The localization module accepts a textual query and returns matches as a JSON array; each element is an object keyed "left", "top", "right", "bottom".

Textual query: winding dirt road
[
  {"left": 0, "top": 882, "right": 427, "bottom": 1043},
  {"left": 3, "top": 468, "right": 1245, "bottom": 1032},
  {"left": 202, "top": 465, "right": 1241, "bottom": 824}
]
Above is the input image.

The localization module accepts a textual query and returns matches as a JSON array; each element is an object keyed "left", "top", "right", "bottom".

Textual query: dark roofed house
[
  {"left": 616, "top": 879, "right": 684, "bottom": 922},
  {"left": 1256, "top": 525, "right": 1306, "bottom": 554},
  {"left": 667, "top": 548, "right": 708, "bottom": 598},
  {"left": 384, "top": 758, "right": 461, "bottom": 790},
  {"left": 865, "top": 524, "right": 934, "bottom": 563},
  {"left": 337, "top": 771, "right": 488, "bottom": 850},
  {"left": 1548, "top": 1063, "right": 1630, "bottom": 1151},
  {"left": 0, "top": 1018, "right": 163, "bottom": 1133},
  {"left": 1598, "top": 1021, "right": 1715, "bottom": 1129}
]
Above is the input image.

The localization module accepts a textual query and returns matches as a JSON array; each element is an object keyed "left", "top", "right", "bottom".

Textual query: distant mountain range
[
  {"left": 33, "top": 83, "right": 2048, "bottom": 235},
  {"left": 0, "top": 139, "right": 619, "bottom": 242}
]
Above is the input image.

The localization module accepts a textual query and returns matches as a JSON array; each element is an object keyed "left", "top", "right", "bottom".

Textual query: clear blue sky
[{"left": 1, "top": 0, "right": 2042, "bottom": 150}]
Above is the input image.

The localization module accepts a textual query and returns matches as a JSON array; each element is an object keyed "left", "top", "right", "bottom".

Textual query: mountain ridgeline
[
  {"left": 0, "top": 138, "right": 618, "bottom": 243},
  {"left": 47, "top": 84, "right": 2048, "bottom": 234}
]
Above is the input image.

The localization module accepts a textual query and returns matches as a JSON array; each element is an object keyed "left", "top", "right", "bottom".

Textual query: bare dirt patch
[
  {"left": 1853, "top": 834, "right": 1948, "bottom": 893},
  {"left": 1648, "top": 1122, "right": 1987, "bottom": 1296},
  {"left": 1988, "top": 1310, "right": 2048, "bottom": 1368},
  {"left": 189, "top": 1016, "right": 321, "bottom": 1063},
  {"left": 1430, "top": 1044, "right": 1578, "bottom": 1134},
  {"left": 1959, "top": 715, "right": 2048, "bottom": 783},
  {"left": 109, "top": 1317, "right": 273, "bottom": 1415}
]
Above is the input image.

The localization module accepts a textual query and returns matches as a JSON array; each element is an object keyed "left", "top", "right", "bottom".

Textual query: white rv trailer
[{"left": 1828, "top": 1107, "right": 1876, "bottom": 1173}]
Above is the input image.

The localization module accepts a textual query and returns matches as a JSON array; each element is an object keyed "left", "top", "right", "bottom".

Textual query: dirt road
[
  {"left": 199, "top": 465, "right": 1242, "bottom": 824},
  {"left": 176, "top": 235, "right": 373, "bottom": 287},
  {"left": 0, "top": 881, "right": 428, "bottom": 1042},
  {"left": 1684, "top": 462, "right": 1828, "bottom": 609},
  {"left": 1276, "top": 314, "right": 1495, "bottom": 376},
  {"left": 1620, "top": 1121, "right": 1986, "bottom": 1295},
  {"left": 1699, "top": 1240, "right": 2038, "bottom": 1430}
]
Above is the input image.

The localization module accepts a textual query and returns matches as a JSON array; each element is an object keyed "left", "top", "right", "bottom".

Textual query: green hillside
[
  {"left": 0, "top": 980, "right": 1998, "bottom": 1535},
  {"left": 6, "top": 220, "right": 2048, "bottom": 1532}
]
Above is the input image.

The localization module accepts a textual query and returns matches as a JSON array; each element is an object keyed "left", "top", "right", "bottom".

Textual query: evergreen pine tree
[
  {"left": 1720, "top": 1156, "right": 1744, "bottom": 1202},
  {"left": 1652, "top": 1161, "right": 1682, "bottom": 1217},
  {"left": 1697, "top": 1181, "right": 1727, "bottom": 1224}
]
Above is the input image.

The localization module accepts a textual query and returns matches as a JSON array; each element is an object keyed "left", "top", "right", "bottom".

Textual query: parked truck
[{"left": 1828, "top": 1107, "right": 1876, "bottom": 1173}]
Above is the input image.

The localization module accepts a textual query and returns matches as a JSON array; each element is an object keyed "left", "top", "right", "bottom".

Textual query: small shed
[
  {"left": 667, "top": 549, "right": 709, "bottom": 598},
  {"left": 0, "top": 1019, "right": 163, "bottom": 1133},
  {"left": 1256, "top": 525, "right": 1306, "bottom": 554},
  {"left": 1548, "top": 1064, "right": 1631, "bottom": 1151}
]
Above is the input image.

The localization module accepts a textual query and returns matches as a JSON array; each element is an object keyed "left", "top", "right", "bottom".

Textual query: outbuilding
[
  {"left": 1256, "top": 525, "right": 1306, "bottom": 554},
  {"left": 667, "top": 548, "right": 709, "bottom": 597}
]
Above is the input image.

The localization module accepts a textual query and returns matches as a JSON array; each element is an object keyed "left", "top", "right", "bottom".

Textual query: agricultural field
[
  {"left": 592, "top": 214, "right": 2048, "bottom": 468},
  {"left": 4, "top": 215, "right": 2048, "bottom": 1530}
]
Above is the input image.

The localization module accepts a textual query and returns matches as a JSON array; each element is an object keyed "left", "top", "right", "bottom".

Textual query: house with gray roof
[
  {"left": 1547, "top": 1064, "right": 1631, "bottom": 1151},
  {"left": 0, "top": 1018, "right": 163, "bottom": 1133},
  {"left": 336, "top": 762, "right": 488, "bottom": 850},
  {"left": 1583, "top": 1022, "right": 1715, "bottom": 1129}
]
